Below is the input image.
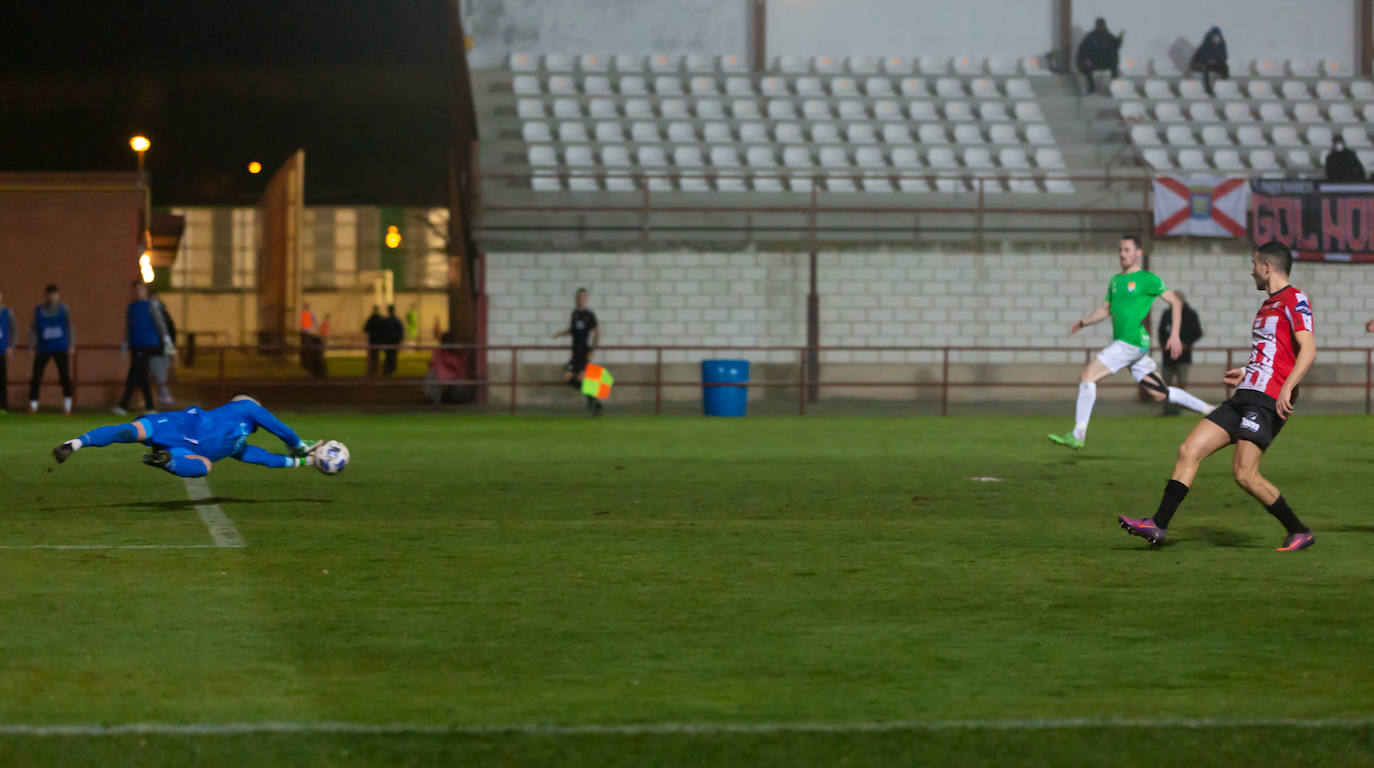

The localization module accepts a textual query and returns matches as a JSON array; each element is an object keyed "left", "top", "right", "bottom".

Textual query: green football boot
[{"left": 1048, "top": 432, "right": 1085, "bottom": 451}]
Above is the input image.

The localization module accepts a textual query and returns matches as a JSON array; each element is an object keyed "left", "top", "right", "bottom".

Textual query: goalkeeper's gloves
[{"left": 293, "top": 439, "right": 322, "bottom": 458}]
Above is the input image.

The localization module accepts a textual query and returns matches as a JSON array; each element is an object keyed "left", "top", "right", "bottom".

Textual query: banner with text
[
  {"left": 1250, "top": 180, "right": 1374, "bottom": 262},
  {"left": 1153, "top": 176, "right": 1249, "bottom": 238}
]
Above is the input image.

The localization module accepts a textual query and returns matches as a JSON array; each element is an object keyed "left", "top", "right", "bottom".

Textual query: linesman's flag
[
  {"left": 581, "top": 364, "right": 614, "bottom": 399},
  {"left": 1153, "top": 176, "right": 1249, "bottom": 238}
]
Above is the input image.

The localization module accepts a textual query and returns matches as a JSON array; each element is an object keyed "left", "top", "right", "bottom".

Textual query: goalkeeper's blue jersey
[{"left": 143, "top": 400, "right": 302, "bottom": 462}]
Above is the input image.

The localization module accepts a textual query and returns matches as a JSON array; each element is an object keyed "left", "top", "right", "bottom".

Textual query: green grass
[{"left": 2, "top": 411, "right": 1374, "bottom": 766}]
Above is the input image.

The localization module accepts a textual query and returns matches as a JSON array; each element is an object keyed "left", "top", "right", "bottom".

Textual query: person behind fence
[
  {"left": 364, "top": 305, "right": 386, "bottom": 376},
  {"left": 1076, "top": 17, "right": 1123, "bottom": 94},
  {"left": 1326, "top": 136, "right": 1366, "bottom": 182},
  {"left": 1157, "top": 290, "right": 1204, "bottom": 416},
  {"left": 382, "top": 304, "right": 405, "bottom": 376},
  {"left": 299, "top": 301, "right": 324, "bottom": 377},
  {"left": 113, "top": 280, "right": 172, "bottom": 416},
  {"left": 147, "top": 288, "right": 176, "bottom": 406},
  {"left": 552, "top": 287, "right": 602, "bottom": 415},
  {"left": 0, "top": 287, "right": 14, "bottom": 414},
  {"left": 1189, "top": 27, "right": 1228, "bottom": 96},
  {"left": 28, "top": 283, "right": 75, "bottom": 414}
]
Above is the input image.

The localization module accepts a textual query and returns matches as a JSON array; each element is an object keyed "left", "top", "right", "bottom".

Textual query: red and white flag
[{"left": 1152, "top": 176, "right": 1249, "bottom": 238}]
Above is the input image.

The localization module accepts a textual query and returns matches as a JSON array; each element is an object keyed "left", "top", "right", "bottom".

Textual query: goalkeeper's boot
[
  {"left": 141, "top": 450, "right": 172, "bottom": 470},
  {"left": 1276, "top": 531, "right": 1316, "bottom": 552},
  {"left": 1118, "top": 516, "right": 1167, "bottom": 546},
  {"left": 52, "top": 440, "right": 78, "bottom": 464},
  {"left": 1048, "top": 432, "right": 1085, "bottom": 451}
]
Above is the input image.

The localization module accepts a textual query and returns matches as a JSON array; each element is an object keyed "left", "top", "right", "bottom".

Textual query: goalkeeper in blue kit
[{"left": 52, "top": 394, "right": 320, "bottom": 478}]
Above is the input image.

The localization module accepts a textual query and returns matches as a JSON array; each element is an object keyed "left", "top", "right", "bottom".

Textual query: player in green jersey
[{"left": 1049, "top": 235, "right": 1213, "bottom": 450}]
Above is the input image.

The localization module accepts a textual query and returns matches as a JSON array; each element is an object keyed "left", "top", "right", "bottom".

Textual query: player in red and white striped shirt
[{"left": 1119, "top": 242, "right": 1318, "bottom": 551}]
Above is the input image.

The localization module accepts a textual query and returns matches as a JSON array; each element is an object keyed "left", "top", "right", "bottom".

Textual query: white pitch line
[
  {"left": 0, "top": 544, "right": 219, "bottom": 550},
  {"left": 1, "top": 716, "right": 1374, "bottom": 737},
  {"left": 183, "top": 477, "right": 245, "bottom": 548}
]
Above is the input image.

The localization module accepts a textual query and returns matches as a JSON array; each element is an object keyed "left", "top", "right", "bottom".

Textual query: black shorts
[
  {"left": 566, "top": 354, "right": 588, "bottom": 375},
  {"left": 1205, "top": 390, "right": 1287, "bottom": 450}
]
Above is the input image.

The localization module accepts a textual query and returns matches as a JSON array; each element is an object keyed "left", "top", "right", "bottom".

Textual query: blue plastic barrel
[{"left": 702, "top": 359, "right": 750, "bottom": 417}]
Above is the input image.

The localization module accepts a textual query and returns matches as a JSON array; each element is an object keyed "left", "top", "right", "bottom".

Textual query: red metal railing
[{"left": 14, "top": 343, "right": 1374, "bottom": 416}]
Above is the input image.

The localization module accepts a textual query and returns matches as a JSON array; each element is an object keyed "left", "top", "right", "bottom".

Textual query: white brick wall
[{"left": 487, "top": 244, "right": 1374, "bottom": 367}]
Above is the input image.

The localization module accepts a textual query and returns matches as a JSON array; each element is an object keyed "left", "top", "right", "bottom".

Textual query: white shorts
[{"left": 1096, "top": 340, "right": 1157, "bottom": 382}]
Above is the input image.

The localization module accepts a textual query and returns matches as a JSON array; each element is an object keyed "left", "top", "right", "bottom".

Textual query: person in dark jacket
[
  {"left": 382, "top": 305, "right": 406, "bottom": 376},
  {"left": 28, "top": 284, "right": 75, "bottom": 414},
  {"left": 114, "top": 280, "right": 171, "bottom": 415},
  {"left": 1326, "top": 136, "right": 1366, "bottom": 181},
  {"left": 1157, "top": 290, "right": 1204, "bottom": 415},
  {"left": 1189, "top": 27, "right": 1228, "bottom": 96},
  {"left": 1077, "top": 18, "right": 1123, "bottom": 94},
  {"left": 363, "top": 306, "right": 386, "bottom": 376}
]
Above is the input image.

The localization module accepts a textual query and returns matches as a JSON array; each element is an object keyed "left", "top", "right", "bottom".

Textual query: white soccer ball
[{"left": 314, "top": 440, "right": 349, "bottom": 475}]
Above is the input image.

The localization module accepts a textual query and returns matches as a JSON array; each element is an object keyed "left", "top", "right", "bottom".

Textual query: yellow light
[
  {"left": 248, "top": 161, "right": 262, "bottom": 174},
  {"left": 385, "top": 227, "right": 402, "bottom": 249},
  {"left": 129, "top": 136, "right": 150, "bottom": 153},
  {"left": 139, "top": 251, "right": 155, "bottom": 283}
]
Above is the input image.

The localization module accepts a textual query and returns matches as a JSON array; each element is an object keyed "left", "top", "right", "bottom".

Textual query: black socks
[
  {"left": 1266, "top": 496, "right": 1310, "bottom": 535},
  {"left": 1153, "top": 479, "right": 1190, "bottom": 529}
]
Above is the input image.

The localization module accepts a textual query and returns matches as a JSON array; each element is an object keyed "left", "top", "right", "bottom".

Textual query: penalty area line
[
  {"left": 183, "top": 477, "right": 245, "bottom": 548},
  {"left": 2, "top": 716, "right": 1374, "bottom": 737},
  {"left": 0, "top": 544, "right": 219, "bottom": 550}
]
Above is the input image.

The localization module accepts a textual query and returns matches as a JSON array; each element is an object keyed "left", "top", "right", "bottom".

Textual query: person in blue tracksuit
[
  {"left": 52, "top": 394, "right": 321, "bottom": 478},
  {"left": 28, "top": 284, "right": 75, "bottom": 413},
  {"left": 0, "top": 287, "right": 15, "bottom": 414},
  {"left": 114, "top": 280, "right": 171, "bottom": 414}
]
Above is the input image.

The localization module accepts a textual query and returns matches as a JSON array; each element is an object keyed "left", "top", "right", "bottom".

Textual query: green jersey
[{"left": 1105, "top": 270, "right": 1167, "bottom": 347}]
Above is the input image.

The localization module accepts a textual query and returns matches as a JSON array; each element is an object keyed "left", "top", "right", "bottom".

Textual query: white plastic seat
[
  {"left": 918, "top": 124, "right": 949, "bottom": 144},
  {"left": 1034, "top": 148, "right": 1066, "bottom": 169},
  {"left": 1143, "top": 79, "right": 1173, "bottom": 99},
  {"left": 1119, "top": 58, "right": 1149, "bottom": 76},
  {"left": 782, "top": 146, "right": 813, "bottom": 168},
  {"left": 1212, "top": 149, "right": 1245, "bottom": 171},
  {"left": 860, "top": 170, "right": 894, "bottom": 193},
  {"left": 812, "top": 55, "right": 842, "bottom": 75},
  {"left": 1109, "top": 79, "right": 1138, "bottom": 98},
  {"left": 803, "top": 99, "right": 833, "bottom": 120},
  {"left": 739, "top": 122, "right": 769, "bottom": 143},
  {"left": 927, "top": 146, "right": 957, "bottom": 168},
  {"left": 1287, "top": 59, "right": 1318, "bottom": 77},
  {"left": 881, "top": 124, "right": 913, "bottom": 143},
  {"left": 1359, "top": 150, "right": 1374, "bottom": 170},
  {"left": 548, "top": 75, "right": 576, "bottom": 95},
  {"left": 796, "top": 76, "right": 824, "bottom": 96},
  {"left": 710, "top": 147, "right": 746, "bottom": 191},
  {"left": 602, "top": 146, "right": 635, "bottom": 191},
  {"left": 971, "top": 78, "right": 999, "bottom": 98},
  {"left": 830, "top": 78, "right": 859, "bottom": 96},
  {"left": 891, "top": 147, "right": 920, "bottom": 167},
  {"left": 509, "top": 52, "right": 537, "bottom": 72},
  {"left": 882, "top": 56, "right": 913, "bottom": 74},
  {"left": 892, "top": 149, "right": 928, "bottom": 191},
  {"left": 773, "top": 122, "right": 804, "bottom": 143},
  {"left": 1025, "top": 124, "right": 1054, "bottom": 145},
  {"left": 702, "top": 122, "right": 733, "bottom": 143},
  {"left": 666, "top": 122, "right": 696, "bottom": 143},
  {"left": 953, "top": 124, "right": 984, "bottom": 144},
  {"left": 988, "top": 123, "right": 1019, "bottom": 144},
  {"left": 1284, "top": 149, "right": 1312, "bottom": 169},
  {"left": 1329, "top": 103, "right": 1356, "bottom": 123},
  {"left": 819, "top": 147, "right": 854, "bottom": 192},
  {"left": 588, "top": 98, "right": 618, "bottom": 119},
  {"left": 934, "top": 77, "right": 964, "bottom": 97},
  {"left": 637, "top": 146, "right": 671, "bottom": 191},
  {"left": 517, "top": 99, "right": 546, "bottom": 119},
  {"left": 775, "top": 55, "right": 808, "bottom": 74},
  {"left": 1316, "top": 80, "right": 1344, "bottom": 101},
  {"left": 846, "top": 123, "right": 877, "bottom": 144},
  {"left": 1251, "top": 59, "right": 1279, "bottom": 77},
  {"left": 1188, "top": 103, "right": 1220, "bottom": 122},
  {"left": 672, "top": 146, "right": 708, "bottom": 191},
  {"left": 1005, "top": 78, "right": 1034, "bottom": 98},
  {"left": 1020, "top": 55, "right": 1049, "bottom": 75},
  {"left": 579, "top": 54, "right": 609, "bottom": 73},
  {"left": 1166, "top": 125, "right": 1197, "bottom": 146},
  {"left": 746, "top": 146, "right": 777, "bottom": 166},
  {"left": 565, "top": 146, "right": 598, "bottom": 191},
  {"left": 1280, "top": 80, "right": 1311, "bottom": 100},
  {"left": 1177, "top": 148, "right": 1208, "bottom": 170},
  {"left": 999, "top": 147, "right": 1030, "bottom": 169},
  {"left": 986, "top": 57, "right": 1017, "bottom": 75},
  {"left": 1342, "top": 126, "right": 1372, "bottom": 147},
  {"left": 512, "top": 75, "right": 541, "bottom": 95},
  {"left": 689, "top": 77, "right": 719, "bottom": 96},
  {"left": 648, "top": 54, "right": 679, "bottom": 73},
  {"left": 1248, "top": 149, "right": 1279, "bottom": 171},
  {"left": 848, "top": 55, "right": 880, "bottom": 75},
  {"left": 725, "top": 76, "right": 754, "bottom": 96},
  {"left": 654, "top": 76, "right": 684, "bottom": 96},
  {"left": 1271, "top": 126, "right": 1301, "bottom": 147},
  {"left": 1154, "top": 101, "right": 1183, "bottom": 121},
  {"left": 1223, "top": 102, "right": 1254, "bottom": 122},
  {"left": 1013, "top": 101, "right": 1044, "bottom": 121},
  {"left": 944, "top": 101, "right": 973, "bottom": 121},
  {"left": 594, "top": 121, "right": 625, "bottom": 142},
  {"left": 767, "top": 99, "right": 798, "bottom": 120},
  {"left": 1120, "top": 102, "right": 1147, "bottom": 121},
  {"left": 1323, "top": 59, "right": 1354, "bottom": 76},
  {"left": 557, "top": 121, "right": 588, "bottom": 142},
  {"left": 1130, "top": 125, "right": 1163, "bottom": 146},
  {"left": 864, "top": 77, "right": 894, "bottom": 97},
  {"left": 1351, "top": 81, "right": 1374, "bottom": 100},
  {"left": 684, "top": 54, "right": 713, "bottom": 73},
  {"left": 618, "top": 75, "right": 648, "bottom": 95},
  {"left": 521, "top": 122, "right": 552, "bottom": 142},
  {"left": 719, "top": 54, "right": 747, "bottom": 73},
  {"left": 811, "top": 123, "right": 841, "bottom": 143},
  {"left": 660, "top": 98, "right": 689, "bottom": 119},
  {"left": 908, "top": 100, "right": 937, "bottom": 120},
  {"left": 919, "top": 56, "right": 950, "bottom": 75},
  {"left": 1200, "top": 125, "right": 1231, "bottom": 146},
  {"left": 750, "top": 154, "right": 786, "bottom": 192},
  {"left": 899, "top": 77, "right": 929, "bottom": 97},
  {"left": 978, "top": 103, "right": 1009, "bottom": 121},
  {"left": 855, "top": 146, "right": 886, "bottom": 167},
  {"left": 630, "top": 122, "right": 661, "bottom": 143},
  {"left": 543, "top": 54, "right": 574, "bottom": 72},
  {"left": 927, "top": 148, "right": 964, "bottom": 192},
  {"left": 952, "top": 56, "right": 982, "bottom": 75},
  {"left": 1141, "top": 147, "right": 1172, "bottom": 169},
  {"left": 528, "top": 146, "right": 560, "bottom": 191},
  {"left": 623, "top": 99, "right": 653, "bottom": 119},
  {"left": 1178, "top": 80, "right": 1205, "bottom": 100},
  {"left": 612, "top": 54, "right": 644, "bottom": 72},
  {"left": 1246, "top": 80, "right": 1276, "bottom": 99},
  {"left": 1213, "top": 80, "right": 1242, "bottom": 99},
  {"left": 1293, "top": 103, "right": 1321, "bottom": 123},
  {"left": 1258, "top": 102, "right": 1288, "bottom": 123},
  {"left": 873, "top": 99, "right": 902, "bottom": 120},
  {"left": 695, "top": 99, "right": 724, "bottom": 119},
  {"left": 730, "top": 99, "right": 761, "bottom": 120},
  {"left": 1236, "top": 125, "right": 1267, "bottom": 146},
  {"left": 1305, "top": 125, "right": 1333, "bottom": 147}
]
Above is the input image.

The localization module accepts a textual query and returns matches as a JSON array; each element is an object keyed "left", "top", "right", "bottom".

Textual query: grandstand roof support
[
  {"left": 749, "top": 0, "right": 767, "bottom": 73},
  {"left": 448, "top": 0, "right": 487, "bottom": 400},
  {"left": 1055, "top": 0, "right": 1072, "bottom": 73},
  {"left": 1360, "top": 0, "right": 1372, "bottom": 76}
]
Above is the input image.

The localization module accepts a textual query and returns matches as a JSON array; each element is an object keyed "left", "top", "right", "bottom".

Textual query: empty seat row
[
  {"left": 1121, "top": 100, "right": 1374, "bottom": 125},
  {"left": 514, "top": 73, "right": 1037, "bottom": 99},
  {"left": 1110, "top": 77, "right": 1372, "bottom": 101},
  {"left": 1112, "top": 57, "right": 1353, "bottom": 78},
  {"left": 517, "top": 96, "right": 1045, "bottom": 122},
  {"left": 511, "top": 52, "right": 1051, "bottom": 76},
  {"left": 1131, "top": 123, "right": 1370, "bottom": 149},
  {"left": 1141, "top": 146, "right": 1374, "bottom": 172},
  {"left": 522, "top": 119, "right": 1054, "bottom": 146},
  {"left": 530, "top": 144, "right": 1065, "bottom": 170}
]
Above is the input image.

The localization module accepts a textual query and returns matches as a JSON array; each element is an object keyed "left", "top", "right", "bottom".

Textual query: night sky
[{"left": 2, "top": 1, "right": 456, "bottom": 206}]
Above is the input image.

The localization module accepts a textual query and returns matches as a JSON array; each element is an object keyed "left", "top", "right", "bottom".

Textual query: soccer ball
[{"left": 314, "top": 440, "right": 349, "bottom": 475}]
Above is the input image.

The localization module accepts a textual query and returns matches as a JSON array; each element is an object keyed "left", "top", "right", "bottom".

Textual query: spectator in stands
[
  {"left": 0, "top": 287, "right": 14, "bottom": 414},
  {"left": 147, "top": 288, "right": 176, "bottom": 405},
  {"left": 114, "top": 280, "right": 171, "bottom": 415},
  {"left": 1326, "top": 136, "right": 1366, "bottom": 181},
  {"left": 1076, "top": 18, "right": 1123, "bottom": 94},
  {"left": 1189, "top": 27, "right": 1228, "bottom": 96},
  {"left": 1157, "top": 290, "right": 1204, "bottom": 415},
  {"left": 364, "top": 305, "right": 386, "bottom": 376},
  {"left": 382, "top": 304, "right": 405, "bottom": 376},
  {"left": 28, "top": 284, "right": 75, "bottom": 414}
]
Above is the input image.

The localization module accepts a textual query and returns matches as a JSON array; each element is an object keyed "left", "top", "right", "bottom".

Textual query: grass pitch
[{"left": 2, "top": 410, "right": 1373, "bottom": 766}]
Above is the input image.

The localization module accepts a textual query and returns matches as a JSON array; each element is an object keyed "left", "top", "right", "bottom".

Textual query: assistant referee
[{"left": 552, "top": 287, "right": 601, "bottom": 415}]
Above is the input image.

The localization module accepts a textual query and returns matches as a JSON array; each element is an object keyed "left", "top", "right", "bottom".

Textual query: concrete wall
[{"left": 768, "top": 0, "right": 1053, "bottom": 60}]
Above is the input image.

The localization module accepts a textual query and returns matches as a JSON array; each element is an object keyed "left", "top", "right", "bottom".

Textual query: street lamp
[
  {"left": 129, "top": 135, "right": 150, "bottom": 173},
  {"left": 130, "top": 135, "right": 152, "bottom": 282}
]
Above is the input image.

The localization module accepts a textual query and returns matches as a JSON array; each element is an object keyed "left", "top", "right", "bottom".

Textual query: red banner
[{"left": 1250, "top": 180, "right": 1374, "bottom": 262}]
